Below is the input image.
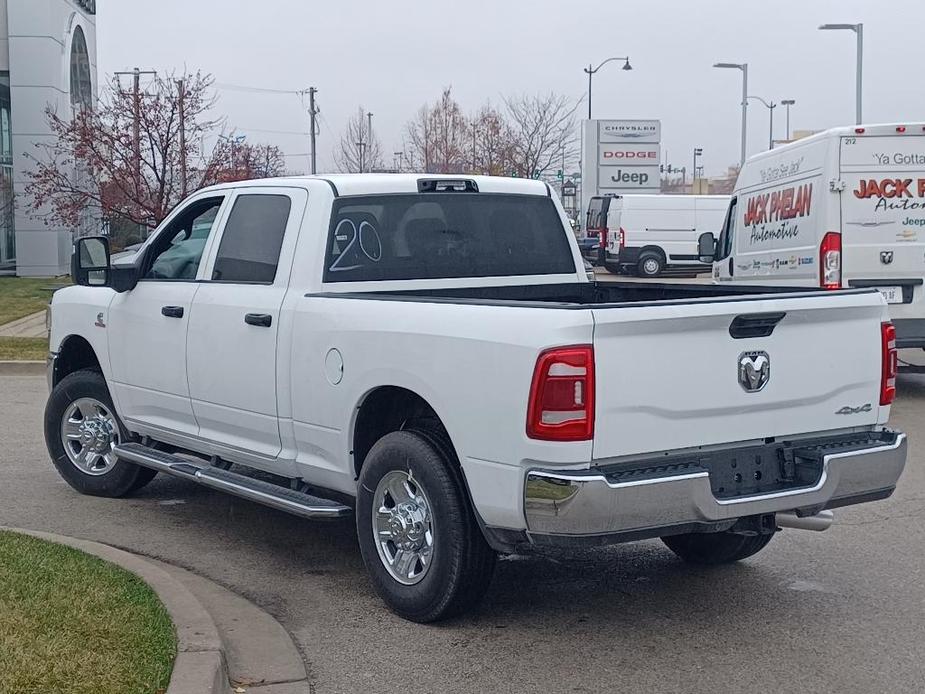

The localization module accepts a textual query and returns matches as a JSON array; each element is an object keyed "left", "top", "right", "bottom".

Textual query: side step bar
[{"left": 114, "top": 442, "right": 352, "bottom": 520}]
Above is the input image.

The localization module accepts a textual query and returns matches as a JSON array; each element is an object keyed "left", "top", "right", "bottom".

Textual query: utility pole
[
  {"left": 394, "top": 151, "right": 403, "bottom": 173},
  {"left": 114, "top": 67, "right": 156, "bottom": 194},
  {"left": 177, "top": 78, "right": 187, "bottom": 197},
  {"left": 307, "top": 87, "right": 318, "bottom": 175}
]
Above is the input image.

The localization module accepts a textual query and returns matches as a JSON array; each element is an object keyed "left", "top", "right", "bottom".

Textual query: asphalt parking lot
[{"left": 2, "top": 366, "right": 924, "bottom": 693}]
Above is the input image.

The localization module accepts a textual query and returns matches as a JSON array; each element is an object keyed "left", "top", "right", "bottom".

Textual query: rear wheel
[
  {"left": 356, "top": 430, "right": 496, "bottom": 622},
  {"left": 637, "top": 252, "right": 664, "bottom": 277},
  {"left": 44, "top": 369, "right": 156, "bottom": 497},
  {"left": 661, "top": 530, "right": 775, "bottom": 565}
]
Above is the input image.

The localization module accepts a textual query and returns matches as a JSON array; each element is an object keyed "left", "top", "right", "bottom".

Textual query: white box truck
[
  {"left": 591, "top": 194, "right": 728, "bottom": 276},
  {"left": 699, "top": 123, "right": 925, "bottom": 348}
]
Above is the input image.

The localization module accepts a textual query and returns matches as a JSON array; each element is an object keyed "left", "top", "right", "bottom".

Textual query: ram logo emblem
[
  {"left": 881, "top": 250, "right": 894, "bottom": 265},
  {"left": 738, "top": 351, "right": 770, "bottom": 393}
]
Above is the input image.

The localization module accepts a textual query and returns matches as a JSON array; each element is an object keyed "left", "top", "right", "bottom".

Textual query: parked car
[
  {"left": 600, "top": 194, "right": 729, "bottom": 276},
  {"left": 700, "top": 122, "right": 925, "bottom": 348},
  {"left": 48, "top": 174, "right": 906, "bottom": 622}
]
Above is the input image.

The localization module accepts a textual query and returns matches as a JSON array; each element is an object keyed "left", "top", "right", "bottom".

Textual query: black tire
[
  {"left": 356, "top": 430, "right": 496, "bottom": 622},
  {"left": 44, "top": 369, "right": 156, "bottom": 497},
  {"left": 637, "top": 252, "right": 665, "bottom": 277},
  {"left": 603, "top": 261, "right": 621, "bottom": 275},
  {"left": 661, "top": 530, "right": 775, "bottom": 565}
]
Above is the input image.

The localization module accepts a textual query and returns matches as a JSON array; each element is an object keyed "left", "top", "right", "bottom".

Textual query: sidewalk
[{"left": 0, "top": 311, "right": 46, "bottom": 338}]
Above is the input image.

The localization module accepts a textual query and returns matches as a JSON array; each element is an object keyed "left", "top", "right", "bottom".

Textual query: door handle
[
  {"left": 161, "top": 305, "right": 184, "bottom": 318},
  {"left": 244, "top": 313, "right": 272, "bottom": 327}
]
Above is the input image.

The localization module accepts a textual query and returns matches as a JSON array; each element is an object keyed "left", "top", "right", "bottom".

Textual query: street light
[
  {"left": 780, "top": 99, "right": 796, "bottom": 141},
  {"left": 692, "top": 147, "right": 703, "bottom": 188},
  {"left": 583, "top": 56, "right": 632, "bottom": 120},
  {"left": 747, "top": 96, "right": 776, "bottom": 150},
  {"left": 819, "top": 23, "right": 863, "bottom": 124},
  {"left": 713, "top": 62, "right": 748, "bottom": 165}
]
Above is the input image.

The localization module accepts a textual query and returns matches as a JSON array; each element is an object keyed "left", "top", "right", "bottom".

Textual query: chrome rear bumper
[{"left": 524, "top": 431, "right": 906, "bottom": 539}]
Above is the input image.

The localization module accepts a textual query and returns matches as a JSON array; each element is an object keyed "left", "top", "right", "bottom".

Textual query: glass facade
[{"left": 0, "top": 72, "right": 14, "bottom": 271}]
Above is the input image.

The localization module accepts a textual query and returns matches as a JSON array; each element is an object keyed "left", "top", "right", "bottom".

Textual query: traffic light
[{"left": 556, "top": 169, "right": 563, "bottom": 180}]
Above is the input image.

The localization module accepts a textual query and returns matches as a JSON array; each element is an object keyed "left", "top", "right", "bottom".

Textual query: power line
[
  {"left": 236, "top": 127, "right": 310, "bottom": 136},
  {"left": 214, "top": 82, "right": 302, "bottom": 95}
]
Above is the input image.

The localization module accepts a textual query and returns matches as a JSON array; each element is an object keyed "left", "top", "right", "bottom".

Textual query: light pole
[
  {"left": 583, "top": 56, "right": 632, "bottom": 120},
  {"left": 747, "top": 96, "right": 776, "bottom": 150},
  {"left": 819, "top": 23, "right": 863, "bottom": 124},
  {"left": 394, "top": 151, "right": 403, "bottom": 173},
  {"left": 692, "top": 147, "right": 703, "bottom": 190},
  {"left": 780, "top": 99, "right": 796, "bottom": 141},
  {"left": 713, "top": 62, "right": 748, "bottom": 165}
]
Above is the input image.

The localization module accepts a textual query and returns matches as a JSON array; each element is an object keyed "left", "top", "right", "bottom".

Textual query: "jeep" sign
[{"left": 599, "top": 165, "right": 661, "bottom": 190}]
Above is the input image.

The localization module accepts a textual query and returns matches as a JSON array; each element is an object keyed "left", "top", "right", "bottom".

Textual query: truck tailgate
[{"left": 591, "top": 290, "right": 888, "bottom": 460}]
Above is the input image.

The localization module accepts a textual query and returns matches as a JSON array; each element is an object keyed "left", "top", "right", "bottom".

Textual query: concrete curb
[
  {"left": 0, "top": 360, "right": 45, "bottom": 375},
  {"left": 2, "top": 527, "right": 228, "bottom": 694}
]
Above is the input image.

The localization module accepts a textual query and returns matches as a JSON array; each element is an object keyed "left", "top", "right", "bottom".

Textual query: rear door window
[
  {"left": 324, "top": 193, "right": 576, "bottom": 282},
  {"left": 212, "top": 194, "right": 292, "bottom": 284}
]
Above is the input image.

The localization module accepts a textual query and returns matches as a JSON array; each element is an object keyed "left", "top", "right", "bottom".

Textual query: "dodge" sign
[{"left": 599, "top": 143, "right": 660, "bottom": 165}]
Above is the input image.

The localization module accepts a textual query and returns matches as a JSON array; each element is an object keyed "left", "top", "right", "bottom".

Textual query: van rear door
[{"left": 840, "top": 133, "right": 925, "bottom": 325}]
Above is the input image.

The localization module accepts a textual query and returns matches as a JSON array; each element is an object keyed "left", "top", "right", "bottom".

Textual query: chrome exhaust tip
[{"left": 776, "top": 510, "right": 834, "bottom": 532}]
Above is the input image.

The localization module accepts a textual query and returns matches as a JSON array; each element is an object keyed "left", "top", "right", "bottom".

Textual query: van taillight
[
  {"left": 526, "top": 345, "right": 595, "bottom": 441},
  {"left": 618, "top": 227, "right": 625, "bottom": 249},
  {"left": 820, "top": 232, "right": 841, "bottom": 289},
  {"left": 881, "top": 322, "right": 897, "bottom": 406}
]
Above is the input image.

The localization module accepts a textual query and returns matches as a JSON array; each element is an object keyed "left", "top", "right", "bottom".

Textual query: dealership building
[{"left": 0, "top": 0, "right": 97, "bottom": 276}]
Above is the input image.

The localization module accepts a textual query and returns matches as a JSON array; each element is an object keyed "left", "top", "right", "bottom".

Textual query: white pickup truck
[{"left": 47, "top": 174, "right": 907, "bottom": 622}]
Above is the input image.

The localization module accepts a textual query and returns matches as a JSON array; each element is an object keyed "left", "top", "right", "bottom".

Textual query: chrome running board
[{"left": 114, "top": 442, "right": 352, "bottom": 519}]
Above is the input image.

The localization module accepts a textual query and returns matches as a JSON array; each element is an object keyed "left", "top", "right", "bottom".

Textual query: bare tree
[
  {"left": 503, "top": 92, "right": 581, "bottom": 178},
  {"left": 403, "top": 87, "right": 469, "bottom": 174},
  {"left": 25, "top": 70, "right": 284, "bottom": 232},
  {"left": 336, "top": 107, "right": 383, "bottom": 173},
  {"left": 468, "top": 102, "right": 516, "bottom": 176}
]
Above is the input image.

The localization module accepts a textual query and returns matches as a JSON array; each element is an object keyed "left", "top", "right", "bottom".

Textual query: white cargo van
[
  {"left": 598, "top": 194, "right": 729, "bottom": 276},
  {"left": 699, "top": 123, "right": 925, "bottom": 348}
]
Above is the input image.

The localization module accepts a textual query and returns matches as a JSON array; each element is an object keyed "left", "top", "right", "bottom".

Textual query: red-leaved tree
[{"left": 26, "top": 70, "right": 285, "bottom": 235}]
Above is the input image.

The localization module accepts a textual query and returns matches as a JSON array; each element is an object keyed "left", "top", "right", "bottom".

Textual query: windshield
[{"left": 323, "top": 193, "right": 576, "bottom": 282}]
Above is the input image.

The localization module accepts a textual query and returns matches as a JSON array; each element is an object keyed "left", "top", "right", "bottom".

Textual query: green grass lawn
[
  {"left": 0, "top": 531, "right": 177, "bottom": 694},
  {"left": 0, "top": 277, "right": 70, "bottom": 327},
  {"left": 0, "top": 337, "right": 48, "bottom": 361}
]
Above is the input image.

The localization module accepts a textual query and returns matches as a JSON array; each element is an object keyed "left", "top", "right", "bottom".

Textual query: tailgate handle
[{"left": 729, "top": 312, "right": 786, "bottom": 339}]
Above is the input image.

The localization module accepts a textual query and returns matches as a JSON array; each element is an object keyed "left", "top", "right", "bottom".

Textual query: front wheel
[
  {"left": 661, "top": 530, "right": 775, "bottom": 565},
  {"left": 44, "top": 369, "right": 156, "bottom": 497},
  {"left": 356, "top": 430, "right": 496, "bottom": 622}
]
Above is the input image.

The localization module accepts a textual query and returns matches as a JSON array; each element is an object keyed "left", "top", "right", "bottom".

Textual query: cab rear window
[{"left": 323, "top": 193, "right": 576, "bottom": 282}]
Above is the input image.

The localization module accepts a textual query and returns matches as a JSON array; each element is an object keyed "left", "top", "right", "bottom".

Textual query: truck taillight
[
  {"left": 820, "top": 231, "right": 841, "bottom": 289},
  {"left": 618, "top": 227, "right": 625, "bottom": 249},
  {"left": 527, "top": 345, "right": 595, "bottom": 441},
  {"left": 881, "top": 322, "right": 897, "bottom": 406},
  {"left": 599, "top": 227, "right": 608, "bottom": 250}
]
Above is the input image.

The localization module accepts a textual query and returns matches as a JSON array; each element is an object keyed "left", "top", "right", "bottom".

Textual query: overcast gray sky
[{"left": 97, "top": 0, "right": 925, "bottom": 176}]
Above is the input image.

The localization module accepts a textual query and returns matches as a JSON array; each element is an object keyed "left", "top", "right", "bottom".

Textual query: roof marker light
[
  {"left": 854, "top": 127, "right": 865, "bottom": 134},
  {"left": 896, "top": 126, "right": 906, "bottom": 133}
]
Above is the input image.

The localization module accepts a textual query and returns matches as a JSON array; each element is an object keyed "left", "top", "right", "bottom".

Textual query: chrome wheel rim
[
  {"left": 643, "top": 258, "right": 659, "bottom": 274},
  {"left": 373, "top": 470, "right": 434, "bottom": 585},
  {"left": 61, "top": 397, "right": 119, "bottom": 476}
]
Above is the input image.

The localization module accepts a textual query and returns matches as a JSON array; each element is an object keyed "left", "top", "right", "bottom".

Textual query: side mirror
[
  {"left": 698, "top": 232, "right": 717, "bottom": 264},
  {"left": 72, "top": 236, "right": 111, "bottom": 286}
]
